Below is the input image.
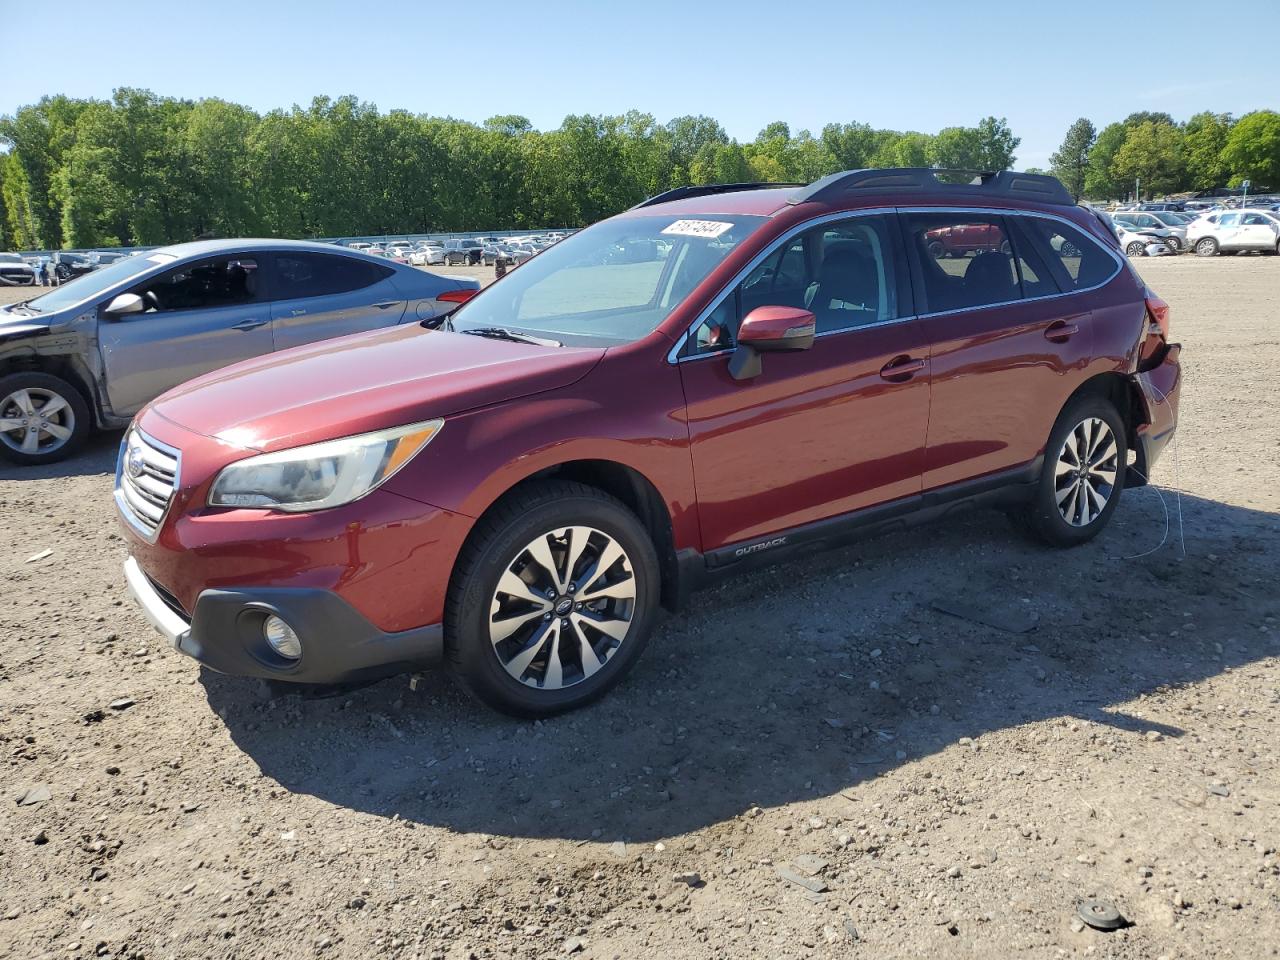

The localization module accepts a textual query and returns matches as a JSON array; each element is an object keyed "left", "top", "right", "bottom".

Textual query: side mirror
[
  {"left": 104, "top": 293, "right": 145, "bottom": 316},
  {"left": 728, "top": 305, "right": 816, "bottom": 381}
]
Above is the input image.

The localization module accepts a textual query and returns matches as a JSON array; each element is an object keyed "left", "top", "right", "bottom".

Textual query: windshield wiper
[{"left": 460, "top": 326, "right": 563, "bottom": 347}]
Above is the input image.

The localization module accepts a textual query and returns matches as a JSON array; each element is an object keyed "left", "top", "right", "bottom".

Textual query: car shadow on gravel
[
  {"left": 203, "top": 489, "right": 1280, "bottom": 844},
  {"left": 0, "top": 429, "right": 120, "bottom": 481}
]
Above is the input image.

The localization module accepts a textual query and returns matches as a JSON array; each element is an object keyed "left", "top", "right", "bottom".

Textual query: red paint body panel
[
  {"left": 126, "top": 409, "right": 472, "bottom": 632},
  {"left": 679, "top": 321, "right": 931, "bottom": 549},
  {"left": 147, "top": 322, "right": 605, "bottom": 453}
]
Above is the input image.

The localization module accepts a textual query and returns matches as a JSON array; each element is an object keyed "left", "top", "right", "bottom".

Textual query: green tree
[
  {"left": 1182, "top": 111, "right": 1232, "bottom": 191},
  {"left": 930, "top": 125, "right": 984, "bottom": 169},
  {"left": 1112, "top": 121, "right": 1185, "bottom": 197},
  {"left": 973, "top": 116, "right": 1020, "bottom": 170},
  {"left": 1049, "top": 117, "right": 1096, "bottom": 201},
  {"left": 1221, "top": 110, "right": 1280, "bottom": 188},
  {"left": 1084, "top": 122, "right": 1128, "bottom": 200}
]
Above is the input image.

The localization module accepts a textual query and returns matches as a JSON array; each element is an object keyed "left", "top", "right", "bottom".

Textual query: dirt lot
[{"left": 1, "top": 255, "right": 1278, "bottom": 960}]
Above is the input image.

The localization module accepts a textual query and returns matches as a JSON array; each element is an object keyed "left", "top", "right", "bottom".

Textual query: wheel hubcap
[
  {"left": 489, "top": 526, "right": 636, "bottom": 690},
  {"left": 1054, "top": 417, "right": 1118, "bottom": 527},
  {"left": 0, "top": 387, "right": 74, "bottom": 455}
]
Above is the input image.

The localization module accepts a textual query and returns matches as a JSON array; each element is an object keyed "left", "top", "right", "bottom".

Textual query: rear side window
[
  {"left": 1015, "top": 219, "right": 1117, "bottom": 292},
  {"left": 903, "top": 213, "right": 1019, "bottom": 312},
  {"left": 273, "top": 253, "right": 390, "bottom": 299}
]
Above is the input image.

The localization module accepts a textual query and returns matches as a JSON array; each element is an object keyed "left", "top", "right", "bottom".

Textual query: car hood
[{"left": 148, "top": 323, "right": 606, "bottom": 453}]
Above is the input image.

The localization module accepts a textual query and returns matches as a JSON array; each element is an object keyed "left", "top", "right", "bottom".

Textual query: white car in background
[
  {"left": 1116, "top": 224, "right": 1174, "bottom": 257},
  {"left": 410, "top": 242, "right": 447, "bottom": 266},
  {"left": 0, "top": 253, "right": 38, "bottom": 286},
  {"left": 1187, "top": 209, "right": 1280, "bottom": 256},
  {"left": 1111, "top": 211, "right": 1188, "bottom": 253}
]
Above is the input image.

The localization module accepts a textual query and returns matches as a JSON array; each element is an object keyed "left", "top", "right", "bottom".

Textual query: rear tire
[
  {"left": 1022, "top": 394, "right": 1127, "bottom": 548},
  {"left": 1126, "top": 241, "right": 1147, "bottom": 257},
  {"left": 0, "top": 371, "right": 91, "bottom": 466},
  {"left": 445, "top": 481, "right": 661, "bottom": 717}
]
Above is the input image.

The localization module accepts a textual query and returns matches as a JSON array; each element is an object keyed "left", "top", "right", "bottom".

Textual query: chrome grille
[{"left": 114, "top": 429, "right": 180, "bottom": 542}]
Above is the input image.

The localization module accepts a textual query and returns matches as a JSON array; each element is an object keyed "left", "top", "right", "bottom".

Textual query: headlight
[{"left": 208, "top": 420, "right": 443, "bottom": 512}]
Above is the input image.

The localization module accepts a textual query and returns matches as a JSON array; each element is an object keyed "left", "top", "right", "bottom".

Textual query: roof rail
[
  {"left": 631, "top": 182, "right": 805, "bottom": 210},
  {"left": 789, "top": 168, "right": 1076, "bottom": 207}
]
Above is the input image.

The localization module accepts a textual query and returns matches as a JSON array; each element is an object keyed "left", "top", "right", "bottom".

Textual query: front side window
[
  {"left": 274, "top": 253, "right": 388, "bottom": 299},
  {"left": 904, "top": 213, "right": 1019, "bottom": 312},
  {"left": 683, "top": 214, "right": 903, "bottom": 356},
  {"left": 133, "top": 256, "right": 262, "bottom": 312},
  {"left": 452, "top": 214, "right": 765, "bottom": 346}
]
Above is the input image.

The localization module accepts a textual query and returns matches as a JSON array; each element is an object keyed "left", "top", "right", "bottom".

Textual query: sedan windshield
[
  {"left": 450, "top": 214, "right": 765, "bottom": 345},
  {"left": 22, "top": 254, "right": 167, "bottom": 313}
]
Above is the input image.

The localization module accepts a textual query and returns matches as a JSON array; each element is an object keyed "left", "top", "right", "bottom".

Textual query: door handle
[
  {"left": 290, "top": 309, "right": 307, "bottom": 317},
  {"left": 1044, "top": 320, "right": 1081, "bottom": 343},
  {"left": 231, "top": 318, "right": 268, "bottom": 331},
  {"left": 879, "top": 356, "right": 926, "bottom": 381},
  {"left": 371, "top": 300, "right": 400, "bottom": 310}
]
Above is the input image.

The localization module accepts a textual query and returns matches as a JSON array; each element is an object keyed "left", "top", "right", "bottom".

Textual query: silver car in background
[{"left": 0, "top": 239, "right": 479, "bottom": 465}]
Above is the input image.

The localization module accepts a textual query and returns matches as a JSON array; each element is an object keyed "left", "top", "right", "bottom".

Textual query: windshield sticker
[
  {"left": 146, "top": 253, "right": 178, "bottom": 265},
  {"left": 661, "top": 219, "right": 735, "bottom": 239}
]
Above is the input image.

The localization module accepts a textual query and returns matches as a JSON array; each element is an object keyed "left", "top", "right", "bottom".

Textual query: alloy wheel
[
  {"left": 0, "top": 387, "right": 76, "bottom": 456},
  {"left": 1054, "top": 417, "right": 1119, "bottom": 527},
  {"left": 489, "top": 526, "right": 636, "bottom": 690}
]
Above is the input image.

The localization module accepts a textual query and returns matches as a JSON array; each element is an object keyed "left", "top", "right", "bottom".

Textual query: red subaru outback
[{"left": 116, "top": 169, "right": 1181, "bottom": 716}]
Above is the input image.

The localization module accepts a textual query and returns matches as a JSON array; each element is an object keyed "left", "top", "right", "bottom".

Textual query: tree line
[
  {"left": 1046, "top": 110, "right": 1280, "bottom": 203},
  {"left": 0, "top": 89, "right": 1022, "bottom": 251},
  {"left": 0, "top": 89, "right": 1275, "bottom": 252}
]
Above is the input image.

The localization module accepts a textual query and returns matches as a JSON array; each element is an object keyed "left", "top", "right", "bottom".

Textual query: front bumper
[{"left": 124, "top": 556, "right": 444, "bottom": 684}]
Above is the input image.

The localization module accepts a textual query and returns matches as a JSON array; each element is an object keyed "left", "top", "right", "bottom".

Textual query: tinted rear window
[{"left": 1016, "top": 219, "right": 1117, "bottom": 291}]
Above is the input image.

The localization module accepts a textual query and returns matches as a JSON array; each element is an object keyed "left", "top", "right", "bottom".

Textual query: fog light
[{"left": 263, "top": 615, "right": 302, "bottom": 660}]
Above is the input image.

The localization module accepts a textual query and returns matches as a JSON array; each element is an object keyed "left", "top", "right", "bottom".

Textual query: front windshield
[
  {"left": 21, "top": 253, "right": 170, "bottom": 313},
  {"left": 450, "top": 214, "right": 765, "bottom": 345}
]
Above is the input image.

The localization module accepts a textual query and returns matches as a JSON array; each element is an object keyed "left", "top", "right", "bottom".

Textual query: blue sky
[{"left": 1, "top": 0, "right": 1273, "bottom": 169}]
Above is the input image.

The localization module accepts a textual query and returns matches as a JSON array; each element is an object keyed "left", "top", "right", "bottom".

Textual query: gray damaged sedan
[{"left": 0, "top": 239, "right": 479, "bottom": 465}]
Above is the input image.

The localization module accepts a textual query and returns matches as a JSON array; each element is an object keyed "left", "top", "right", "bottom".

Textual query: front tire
[
  {"left": 1022, "top": 395, "right": 1127, "bottom": 548},
  {"left": 1195, "top": 236, "right": 1219, "bottom": 257},
  {"left": 445, "top": 481, "right": 661, "bottom": 716},
  {"left": 0, "top": 371, "right": 91, "bottom": 465}
]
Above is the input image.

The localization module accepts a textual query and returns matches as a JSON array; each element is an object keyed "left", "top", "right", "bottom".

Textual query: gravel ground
[{"left": 1, "top": 255, "right": 1278, "bottom": 960}]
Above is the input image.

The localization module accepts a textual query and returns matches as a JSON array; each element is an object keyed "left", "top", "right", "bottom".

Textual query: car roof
[{"left": 150, "top": 237, "right": 390, "bottom": 264}]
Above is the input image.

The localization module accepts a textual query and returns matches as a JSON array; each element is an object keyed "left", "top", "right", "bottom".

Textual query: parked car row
[{"left": 342, "top": 232, "right": 569, "bottom": 269}]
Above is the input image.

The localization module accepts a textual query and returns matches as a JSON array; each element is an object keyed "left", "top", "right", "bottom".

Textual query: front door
[
  {"left": 677, "top": 213, "right": 930, "bottom": 552},
  {"left": 100, "top": 254, "right": 273, "bottom": 416}
]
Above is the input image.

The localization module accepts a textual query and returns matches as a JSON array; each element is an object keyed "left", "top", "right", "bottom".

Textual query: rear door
[
  {"left": 100, "top": 253, "right": 272, "bottom": 416},
  {"left": 1239, "top": 213, "right": 1279, "bottom": 250},
  {"left": 904, "top": 211, "right": 1102, "bottom": 490},
  {"left": 268, "top": 252, "right": 405, "bottom": 351}
]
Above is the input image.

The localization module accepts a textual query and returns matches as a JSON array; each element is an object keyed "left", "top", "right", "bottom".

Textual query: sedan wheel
[
  {"left": 489, "top": 525, "right": 636, "bottom": 690},
  {"left": 1163, "top": 236, "right": 1181, "bottom": 252},
  {"left": 1053, "top": 417, "right": 1119, "bottom": 528},
  {"left": 0, "top": 387, "right": 74, "bottom": 456}
]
